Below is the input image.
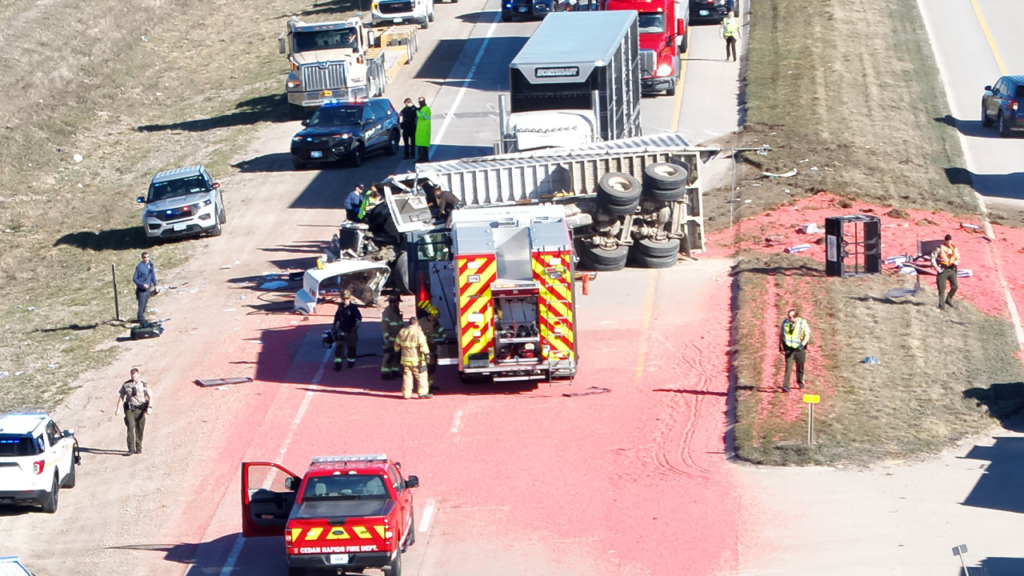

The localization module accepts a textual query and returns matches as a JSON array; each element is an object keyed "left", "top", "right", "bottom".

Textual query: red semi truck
[{"left": 606, "top": 0, "right": 689, "bottom": 95}]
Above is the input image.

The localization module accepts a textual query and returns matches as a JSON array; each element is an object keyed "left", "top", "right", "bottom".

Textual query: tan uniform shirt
[{"left": 120, "top": 380, "right": 151, "bottom": 410}]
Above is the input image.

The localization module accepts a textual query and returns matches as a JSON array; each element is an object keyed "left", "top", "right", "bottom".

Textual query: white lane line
[
  {"left": 418, "top": 498, "right": 437, "bottom": 533},
  {"left": 450, "top": 410, "right": 464, "bottom": 434},
  {"left": 218, "top": 348, "right": 333, "bottom": 576},
  {"left": 429, "top": 14, "right": 500, "bottom": 160}
]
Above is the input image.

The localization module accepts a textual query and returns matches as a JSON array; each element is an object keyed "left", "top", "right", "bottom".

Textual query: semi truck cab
[{"left": 606, "top": 0, "right": 688, "bottom": 95}]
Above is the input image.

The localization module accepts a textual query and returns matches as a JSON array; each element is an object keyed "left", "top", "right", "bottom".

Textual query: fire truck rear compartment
[{"left": 494, "top": 291, "right": 541, "bottom": 365}]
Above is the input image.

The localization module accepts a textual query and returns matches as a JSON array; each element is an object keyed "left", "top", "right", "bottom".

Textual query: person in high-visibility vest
[
  {"left": 930, "top": 234, "right": 961, "bottom": 310},
  {"left": 720, "top": 10, "right": 741, "bottom": 62},
  {"left": 358, "top": 183, "right": 383, "bottom": 221},
  {"left": 395, "top": 316, "right": 433, "bottom": 399},
  {"left": 778, "top": 308, "right": 811, "bottom": 392},
  {"left": 381, "top": 295, "right": 404, "bottom": 380}
]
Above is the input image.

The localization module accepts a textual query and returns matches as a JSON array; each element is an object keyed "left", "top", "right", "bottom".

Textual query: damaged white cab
[{"left": 293, "top": 259, "right": 391, "bottom": 315}]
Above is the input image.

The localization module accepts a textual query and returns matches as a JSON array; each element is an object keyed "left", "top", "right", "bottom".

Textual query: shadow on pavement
[
  {"left": 234, "top": 152, "right": 294, "bottom": 174},
  {"left": 291, "top": 0, "right": 367, "bottom": 18},
  {"left": 53, "top": 227, "right": 153, "bottom": 251},
  {"left": 960, "top": 436, "right": 1024, "bottom": 514},
  {"left": 138, "top": 95, "right": 288, "bottom": 134},
  {"left": 934, "top": 114, "right": 1008, "bottom": 140},
  {"left": 975, "top": 557, "right": 1024, "bottom": 576},
  {"left": 429, "top": 143, "right": 496, "bottom": 163}
]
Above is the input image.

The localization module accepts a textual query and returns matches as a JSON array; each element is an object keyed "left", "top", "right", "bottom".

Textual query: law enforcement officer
[
  {"left": 778, "top": 309, "right": 811, "bottom": 392},
  {"left": 721, "top": 10, "right": 741, "bottom": 62},
  {"left": 931, "top": 234, "right": 960, "bottom": 310},
  {"left": 114, "top": 368, "right": 152, "bottom": 455},
  {"left": 333, "top": 290, "right": 362, "bottom": 371},
  {"left": 395, "top": 316, "right": 432, "bottom": 399},
  {"left": 381, "top": 295, "right": 404, "bottom": 380}
]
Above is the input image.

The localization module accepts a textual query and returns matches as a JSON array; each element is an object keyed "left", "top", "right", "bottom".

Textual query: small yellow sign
[{"left": 802, "top": 394, "right": 820, "bottom": 404}]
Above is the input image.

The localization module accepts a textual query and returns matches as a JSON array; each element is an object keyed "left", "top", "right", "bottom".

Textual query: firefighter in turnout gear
[
  {"left": 381, "top": 295, "right": 404, "bottom": 379},
  {"left": 931, "top": 234, "right": 960, "bottom": 310},
  {"left": 778, "top": 308, "right": 811, "bottom": 392},
  {"left": 333, "top": 290, "right": 362, "bottom": 371},
  {"left": 418, "top": 301, "right": 447, "bottom": 387},
  {"left": 395, "top": 315, "right": 432, "bottom": 399}
]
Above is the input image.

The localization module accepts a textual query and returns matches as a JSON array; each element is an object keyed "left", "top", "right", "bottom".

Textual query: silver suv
[{"left": 137, "top": 166, "right": 226, "bottom": 239}]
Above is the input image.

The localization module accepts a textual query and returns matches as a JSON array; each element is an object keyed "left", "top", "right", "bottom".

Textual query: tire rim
[
  {"left": 606, "top": 175, "right": 632, "bottom": 191},
  {"left": 650, "top": 164, "right": 678, "bottom": 178}
]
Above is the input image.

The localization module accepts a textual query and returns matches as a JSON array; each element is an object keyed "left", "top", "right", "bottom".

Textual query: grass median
[{"left": 0, "top": 0, "right": 361, "bottom": 412}]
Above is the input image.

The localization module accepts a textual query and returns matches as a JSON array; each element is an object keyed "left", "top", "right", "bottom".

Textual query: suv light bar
[{"left": 312, "top": 454, "right": 388, "bottom": 463}]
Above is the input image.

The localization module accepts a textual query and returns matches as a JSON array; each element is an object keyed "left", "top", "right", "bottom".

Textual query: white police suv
[
  {"left": 0, "top": 556, "right": 32, "bottom": 576},
  {"left": 0, "top": 413, "right": 79, "bottom": 514},
  {"left": 137, "top": 165, "right": 227, "bottom": 240}
]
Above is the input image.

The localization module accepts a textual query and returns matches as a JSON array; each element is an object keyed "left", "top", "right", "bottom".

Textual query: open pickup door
[{"left": 241, "top": 462, "right": 301, "bottom": 538}]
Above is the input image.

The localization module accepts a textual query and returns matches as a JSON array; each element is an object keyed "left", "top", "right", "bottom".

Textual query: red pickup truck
[{"left": 241, "top": 454, "right": 419, "bottom": 576}]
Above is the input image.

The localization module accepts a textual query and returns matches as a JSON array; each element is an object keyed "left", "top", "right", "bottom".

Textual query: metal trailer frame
[{"left": 411, "top": 133, "right": 709, "bottom": 252}]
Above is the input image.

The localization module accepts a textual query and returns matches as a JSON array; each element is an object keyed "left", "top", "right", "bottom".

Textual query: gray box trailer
[{"left": 507, "top": 11, "right": 642, "bottom": 143}]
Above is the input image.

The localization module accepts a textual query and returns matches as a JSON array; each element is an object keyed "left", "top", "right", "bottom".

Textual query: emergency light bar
[{"left": 312, "top": 454, "right": 388, "bottom": 463}]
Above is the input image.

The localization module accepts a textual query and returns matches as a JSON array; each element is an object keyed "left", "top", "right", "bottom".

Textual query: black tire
[
  {"left": 649, "top": 186, "right": 687, "bottom": 203},
  {"left": 383, "top": 552, "right": 402, "bottom": 576},
  {"left": 999, "top": 113, "right": 1010, "bottom": 137},
  {"left": 501, "top": 11, "right": 513, "bottom": 21},
  {"left": 981, "top": 102, "right": 993, "bottom": 127},
  {"left": 392, "top": 251, "right": 412, "bottom": 295},
  {"left": 63, "top": 462, "right": 76, "bottom": 488},
  {"left": 632, "top": 250, "right": 678, "bottom": 269},
  {"left": 679, "top": 31, "right": 688, "bottom": 54},
  {"left": 289, "top": 104, "right": 304, "bottom": 121},
  {"left": 210, "top": 219, "right": 223, "bottom": 237},
  {"left": 637, "top": 237, "right": 681, "bottom": 258},
  {"left": 218, "top": 205, "right": 227, "bottom": 224},
  {"left": 666, "top": 83, "right": 676, "bottom": 97},
  {"left": 350, "top": 144, "right": 365, "bottom": 167},
  {"left": 643, "top": 162, "right": 689, "bottom": 192},
  {"left": 597, "top": 172, "right": 642, "bottom": 206},
  {"left": 291, "top": 159, "right": 307, "bottom": 171},
  {"left": 288, "top": 568, "right": 306, "bottom": 576},
  {"left": 386, "top": 130, "right": 400, "bottom": 156},
  {"left": 428, "top": 7, "right": 435, "bottom": 21},
  {"left": 42, "top": 474, "right": 58, "bottom": 514},
  {"left": 578, "top": 243, "right": 628, "bottom": 271},
  {"left": 405, "top": 512, "right": 416, "bottom": 549},
  {"left": 598, "top": 197, "right": 639, "bottom": 216},
  {"left": 421, "top": 18, "right": 429, "bottom": 29}
]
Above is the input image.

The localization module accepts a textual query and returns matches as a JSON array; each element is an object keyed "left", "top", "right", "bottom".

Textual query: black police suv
[
  {"left": 982, "top": 75, "right": 1024, "bottom": 137},
  {"left": 290, "top": 98, "right": 401, "bottom": 170}
]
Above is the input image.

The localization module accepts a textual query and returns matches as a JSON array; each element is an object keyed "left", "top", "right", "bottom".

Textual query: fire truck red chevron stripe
[
  {"left": 532, "top": 251, "right": 575, "bottom": 361},
  {"left": 457, "top": 254, "right": 497, "bottom": 365}
]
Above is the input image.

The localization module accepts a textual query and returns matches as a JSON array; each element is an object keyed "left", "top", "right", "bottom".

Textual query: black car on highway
[
  {"left": 690, "top": 0, "right": 732, "bottom": 22},
  {"left": 290, "top": 98, "right": 401, "bottom": 170},
  {"left": 982, "top": 75, "right": 1024, "bottom": 137}
]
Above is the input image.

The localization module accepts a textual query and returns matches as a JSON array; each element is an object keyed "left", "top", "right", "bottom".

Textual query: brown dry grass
[
  {"left": 0, "top": 0, "right": 359, "bottom": 411},
  {"left": 731, "top": 254, "right": 1024, "bottom": 466}
]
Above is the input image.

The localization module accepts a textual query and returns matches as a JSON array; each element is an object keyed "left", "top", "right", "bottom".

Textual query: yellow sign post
[{"left": 803, "top": 394, "right": 820, "bottom": 445}]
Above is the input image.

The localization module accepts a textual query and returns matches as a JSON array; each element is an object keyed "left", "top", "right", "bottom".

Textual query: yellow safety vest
[
  {"left": 395, "top": 326, "right": 429, "bottom": 366},
  {"left": 781, "top": 318, "right": 810, "bottom": 349},
  {"left": 934, "top": 243, "right": 959, "bottom": 267},
  {"left": 723, "top": 17, "right": 739, "bottom": 37}
]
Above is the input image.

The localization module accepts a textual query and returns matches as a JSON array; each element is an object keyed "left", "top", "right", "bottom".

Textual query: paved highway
[
  {"left": 0, "top": 1, "right": 746, "bottom": 575},
  {"left": 919, "top": 0, "right": 1024, "bottom": 205}
]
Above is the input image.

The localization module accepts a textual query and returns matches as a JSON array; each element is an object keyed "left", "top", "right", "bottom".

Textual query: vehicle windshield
[
  {"left": 308, "top": 106, "right": 362, "bottom": 127},
  {"left": 293, "top": 29, "right": 359, "bottom": 53},
  {"left": 148, "top": 175, "right": 210, "bottom": 203},
  {"left": 638, "top": 13, "right": 666, "bottom": 34},
  {"left": 303, "top": 474, "right": 389, "bottom": 501},
  {"left": 0, "top": 434, "right": 42, "bottom": 457}
]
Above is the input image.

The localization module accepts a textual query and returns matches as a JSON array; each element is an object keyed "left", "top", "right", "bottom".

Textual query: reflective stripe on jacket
[
  {"left": 932, "top": 243, "right": 960, "bottom": 269},
  {"left": 781, "top": 318, "right": 810, "bottom": 349},
  {"left": 382, "top": 306, "right": 404, "bottom": 342},
  {"left": 395, "top": 326, "right": 430, "bottom": 366}
]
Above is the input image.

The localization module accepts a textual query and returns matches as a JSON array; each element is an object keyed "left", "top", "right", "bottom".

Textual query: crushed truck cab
[{"left": 241, "top": 454, "right": 419, "bottom": 576}]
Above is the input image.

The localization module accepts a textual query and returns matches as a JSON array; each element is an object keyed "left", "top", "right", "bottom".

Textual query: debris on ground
[
  {"left": 885, "top": 208, "right": 910, "bottom": 219},
  {"left": 763, "top": 169, "right": 798, "bottom": 179},
  {"left": 562, "top": 386, "right": 611, "bottom": 397},
  {"left": 260, "top": 281, "right": 288, "bottom": 290},
  {"left": 196, "top": 377, "right": 254, "bottom": 387}
]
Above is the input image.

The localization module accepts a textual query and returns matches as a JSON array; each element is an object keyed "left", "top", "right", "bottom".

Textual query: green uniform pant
[
  {"left": 382, "top": 338, "right": 401, "bottom": 376},
  {"left": 937, "top": 267, "right": 958, "bottom": 308},
  {"left": 124, "top": 405, "right": 147, "bottom": 453}
]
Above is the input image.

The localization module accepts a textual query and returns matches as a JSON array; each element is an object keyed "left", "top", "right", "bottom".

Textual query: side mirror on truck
[
  {"left": 284, "top": 476, "right": 302, "bottom": 491},
  {"left": 136, "top": 197, "right": 145, "bottom": 204},
  {"left": 406, "top": 475, "right": 420, "bottom": 488},
  {"left": 278, "top": 36, "right": 287, "bottom": 55},
  {"left": 677, "top": 19, "right": 686, "bottom": 38}
]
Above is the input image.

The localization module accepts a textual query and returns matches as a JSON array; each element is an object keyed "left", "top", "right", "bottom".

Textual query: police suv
[
  {"left": 0, "top": 413, "right": 80, "bottom": 514},
  {"left": 290, "top": 98, "right": 401, "bottom": 170},
  {"left": 137, "top": 166, "right": 227, "bottom": 240}
]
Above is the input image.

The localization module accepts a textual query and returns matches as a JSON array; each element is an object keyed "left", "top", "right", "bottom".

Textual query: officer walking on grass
[
  {"left": 931, "top": 233, "right": 960, "bottom": 310},
  {"left": 133, "top": 251, "right": 157, "bottom": 325},
  {"left": 333, "top": 290, "right": 362, "bottom": 371},
  {"left": 778, "top": 308, "right": 811, "bottom": 392},
  {"left": 381, "top": 295, "right": 404, "bottom": 380},
  {"left": 114, "top": 368, "right": 152, "bottom": 455},
  {"left": 395, "top": 315, "right": 433, "bottom": 399}
]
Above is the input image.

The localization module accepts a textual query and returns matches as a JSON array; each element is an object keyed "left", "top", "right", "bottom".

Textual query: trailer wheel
[
  {"left": 598, "top": 197, "right": 639, "bottom": 216},
  {"left": 578, "top": 243, "right": 628, "bottom": 271},
  {"left": 597, "top": 172, "right": 642, "bottom": 206},
  {"left": 649, "top": 186, "right": 687, "bottom": 203},
  {"left": 631, "top": 250, "right": 678, "bottom": 269},
  {"left": 643, "top": 162, "right": 689, "bottom": 192},
  {"left": 636, "top": 237, "right": 681, "bottom": 258}
]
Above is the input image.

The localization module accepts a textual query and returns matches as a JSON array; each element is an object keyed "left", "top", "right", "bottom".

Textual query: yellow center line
[
  {"left": 634, "top": 269, "right": 659, "bottom": 380},
  {"left": 970, "top": 0, "right": 1006, "bottom": 75},
  {"left": 670, "top": 50, "right": 688, "bottom": 132}
]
